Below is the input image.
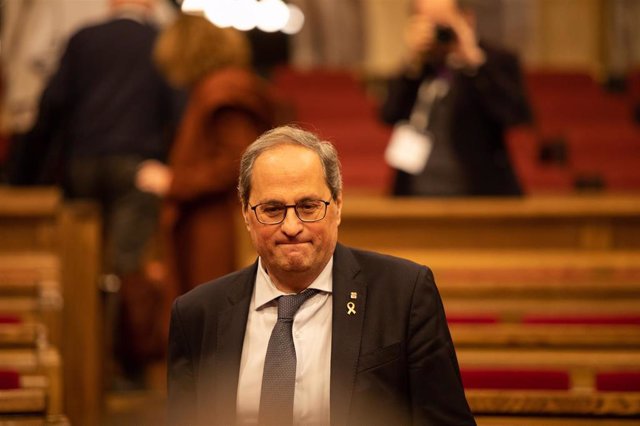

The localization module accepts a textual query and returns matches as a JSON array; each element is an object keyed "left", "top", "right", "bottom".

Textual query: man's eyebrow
[
  {"left": 257, "top": 196, "right": 323, "bottom": 205},
  {"left": 297, "top": 196, "right": 319, "bottom": 202},
  {"left": 258, "top": 199, "right": 285, "bottom": 205}
]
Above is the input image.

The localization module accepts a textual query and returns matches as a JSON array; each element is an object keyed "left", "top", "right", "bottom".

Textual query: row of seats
[
  {"left": 0, "top": 186, "right": 102, "bottom": 426},
  {"left": 464, "top": 369, "right": 640, "bottom": 392},
  {"left": 0, "top": 254, "right": 68, "bottom": 425},
  {"left": 434, "top": 256, "right": 640, "bottom": 419},
  {"left": 512, "top": 69, "right": 640, "bottom": 193},
  {"left": 271, "top": 66, "right": 392, "bottom": 192}
]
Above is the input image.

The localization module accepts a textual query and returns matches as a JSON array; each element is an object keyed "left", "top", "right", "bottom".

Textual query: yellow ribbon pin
[{"left": 347, "top": 301, "right": 356, "bottom": 315}]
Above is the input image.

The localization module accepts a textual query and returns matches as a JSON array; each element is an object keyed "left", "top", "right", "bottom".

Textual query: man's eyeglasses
[{"left": 250, "top": 199, "right": 331, "bottom": 225}]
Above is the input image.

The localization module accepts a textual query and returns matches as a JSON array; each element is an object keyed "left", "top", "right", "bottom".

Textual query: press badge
[{"left": 384, "top": 123, "right": 433, "bottom": 175}]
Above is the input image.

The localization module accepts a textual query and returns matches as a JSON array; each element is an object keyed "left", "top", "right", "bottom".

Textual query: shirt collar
[{"left": 254, "top": 257, "right": 333, "bottom": 310}]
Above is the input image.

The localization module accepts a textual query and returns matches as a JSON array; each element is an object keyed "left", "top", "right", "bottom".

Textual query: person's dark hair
[{"left": 238, "top": 125, "right": 342, "bottom": 208}]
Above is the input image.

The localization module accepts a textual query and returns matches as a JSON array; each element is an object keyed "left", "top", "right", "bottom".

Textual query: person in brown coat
[{"left": 136, "top": 14, "right": 279, "bottom": 345}]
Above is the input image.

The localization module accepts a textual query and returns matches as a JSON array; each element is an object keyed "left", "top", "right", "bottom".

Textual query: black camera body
[{"left": 435, "top": 26, "right": 456, "bottom": 44}]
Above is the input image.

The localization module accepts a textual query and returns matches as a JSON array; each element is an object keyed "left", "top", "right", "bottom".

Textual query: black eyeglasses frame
[{"left": 249, "top": 199, "right": 331, "bottom": 225}]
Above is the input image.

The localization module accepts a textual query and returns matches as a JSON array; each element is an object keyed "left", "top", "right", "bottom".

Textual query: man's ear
[
  {"left": 242, "top": 206, "right": 251, "bottom": 231},
  {"left": 334, "top": 194, "right": 343, "bottom": 227}
]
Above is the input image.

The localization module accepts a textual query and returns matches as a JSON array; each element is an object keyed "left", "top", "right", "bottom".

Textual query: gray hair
[{"left": 238, "top": 125, "right": 343, "bottom": 208}]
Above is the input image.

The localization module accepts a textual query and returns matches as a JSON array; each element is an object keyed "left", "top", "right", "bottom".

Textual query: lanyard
[{"left": 409, "top": 77, "right": 450, "bottom": 130}]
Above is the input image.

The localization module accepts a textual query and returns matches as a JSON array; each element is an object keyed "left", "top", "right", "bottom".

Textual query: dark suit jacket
[
  {"left": 168, "top": 243, "right": 476, "bottom": 425},
  {"left": 8, "top": 15, "right": 183, "bottom": 185},
  {"left": 381, "top": 43, "right": 532, "bottom": 196}
]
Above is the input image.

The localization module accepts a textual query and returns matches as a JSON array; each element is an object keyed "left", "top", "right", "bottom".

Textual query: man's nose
[{"left": 280, "top": 206, "right": 303, "bottom": 235}]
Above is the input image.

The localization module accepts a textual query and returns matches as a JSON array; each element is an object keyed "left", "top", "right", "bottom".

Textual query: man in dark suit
[
  {"left": 10, "top": 0, "right": 182, "bottom": 386},
  {"left": 381, "top": 0, "right": 532, "bottom": 196},
  {"left": 167, "top": 125, "right": 475, "bottom": 425}
]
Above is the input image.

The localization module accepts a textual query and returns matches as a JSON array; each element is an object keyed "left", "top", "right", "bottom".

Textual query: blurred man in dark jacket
[{"left": 9, "top": 0, "right": 183, "bottom": 387}]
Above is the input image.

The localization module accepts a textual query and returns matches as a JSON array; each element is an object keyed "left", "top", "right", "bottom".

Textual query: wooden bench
[
  {"left": 334, "top": 194, "right": 640, "bottom": 252},
  {"left": 428, "top": 248, "right": 640, "bottom": 418},
  {"left": 0, "top": 347, "right": 63, "bottom": 414},
  {"left": 0, "top": 186, "right": 101, "bottom": 426},
  {"left": 0, "top": 253, "right": 62, "bottom": 346},
  {"left": 0, "top": 388, "right": 47, "bottom": 414},
  {"left": 457, "top": 348, "right": 640, "bottom": 386},
  {"left": 0, "top": 252, "right": 66, "bottom": 420},
  {"left": 450, "top": 322, "right": 640, "bottom": 349},
  {"left": 476, "top": 416, "right": 640, "bottom": 426},
  {"left": 456, "top": 347, "right": 640, "bottom": 418},
  {"left": 0, "top": 321, "right": 47, "bottom": 349},
  {"left": 468, "top": 389, "right": 640, "bottom": 418},
  {"left": 392, "top": 248, "right": 640, "bottom": 326},
  {"left": 413, "top": 250, "right": 640, "bottom": 352}
]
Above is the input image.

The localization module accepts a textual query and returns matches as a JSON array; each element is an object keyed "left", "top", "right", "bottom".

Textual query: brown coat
[{"left": 161, "top": 67, "right": 276, "bottom": 313}]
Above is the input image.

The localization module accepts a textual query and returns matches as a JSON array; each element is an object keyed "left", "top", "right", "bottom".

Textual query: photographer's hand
[{"left": 447, "top": 13, "right": 485, "bottom": 70}]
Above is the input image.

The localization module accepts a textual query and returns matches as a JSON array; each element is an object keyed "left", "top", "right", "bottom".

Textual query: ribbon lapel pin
[{"left": 347, "top": 291, "right": 357, "bottom": 315}]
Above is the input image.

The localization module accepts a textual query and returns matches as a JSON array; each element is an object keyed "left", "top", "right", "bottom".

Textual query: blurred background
[{"left": 2, "top": 0, "right": 640, "bottom": 194}]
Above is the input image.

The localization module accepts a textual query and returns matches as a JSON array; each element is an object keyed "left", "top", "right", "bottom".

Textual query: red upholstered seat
[
  {"left": 596, "top": 371, "right": 640, "bottom": 392},
  {"left": 461, "top": 368, "right": 570, "bottom": 390},
  {"left": 0, "top": 370, "right": 20, "bottom": 390},
  {"left": 0, "top": 315, "right": 22, "bottom": 324}
]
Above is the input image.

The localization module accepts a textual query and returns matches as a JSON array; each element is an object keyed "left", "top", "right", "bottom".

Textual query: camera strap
[
  {"left": 384, "top": 75, "right": 451, "bottom": 175},
  {"left": 409, "top": 77, "right": 450, "bottom": 131}
]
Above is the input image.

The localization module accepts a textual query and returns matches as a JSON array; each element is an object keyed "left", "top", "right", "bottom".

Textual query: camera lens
[{"left": 435, "top": 26, "right": 456, "bottom": 43}]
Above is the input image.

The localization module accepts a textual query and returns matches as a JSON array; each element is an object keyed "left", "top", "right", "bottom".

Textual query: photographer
[{"left": 381, "top": 0, "right": 532, "bottom": 196}]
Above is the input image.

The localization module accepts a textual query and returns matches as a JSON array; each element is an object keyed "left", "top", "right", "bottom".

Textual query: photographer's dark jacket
[{"left": 382, "top": 42, "right": 532, "bottom": 196}]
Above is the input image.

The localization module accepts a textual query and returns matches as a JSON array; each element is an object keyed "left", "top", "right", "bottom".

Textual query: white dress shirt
[{"left": 236, "top": 258, "right": 333, "bottom": 425}]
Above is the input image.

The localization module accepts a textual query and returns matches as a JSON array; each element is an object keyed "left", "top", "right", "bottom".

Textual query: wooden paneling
[
  {"left": 364, "top": 0, "right": 613, "bottom": 77},
  {"left": 535, "top": 0, "right": 603, "bottom": 72}
]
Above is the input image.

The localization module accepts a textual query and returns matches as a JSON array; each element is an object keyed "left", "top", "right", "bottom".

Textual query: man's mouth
[{"left": 277, "top": 240, "right": 309, "bottom": 246}]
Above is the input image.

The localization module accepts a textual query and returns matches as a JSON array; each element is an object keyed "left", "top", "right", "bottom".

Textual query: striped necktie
[{"left": 258, "top": 289, "right": 319, "bottom": 426}]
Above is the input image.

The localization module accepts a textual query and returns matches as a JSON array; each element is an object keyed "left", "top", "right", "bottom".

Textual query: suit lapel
[
  {"left": 212, "top": 262, "right": 257, "bottom": 425},
  {"left": 330, "top": 244, "right": 367, "bottom": 426}
]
